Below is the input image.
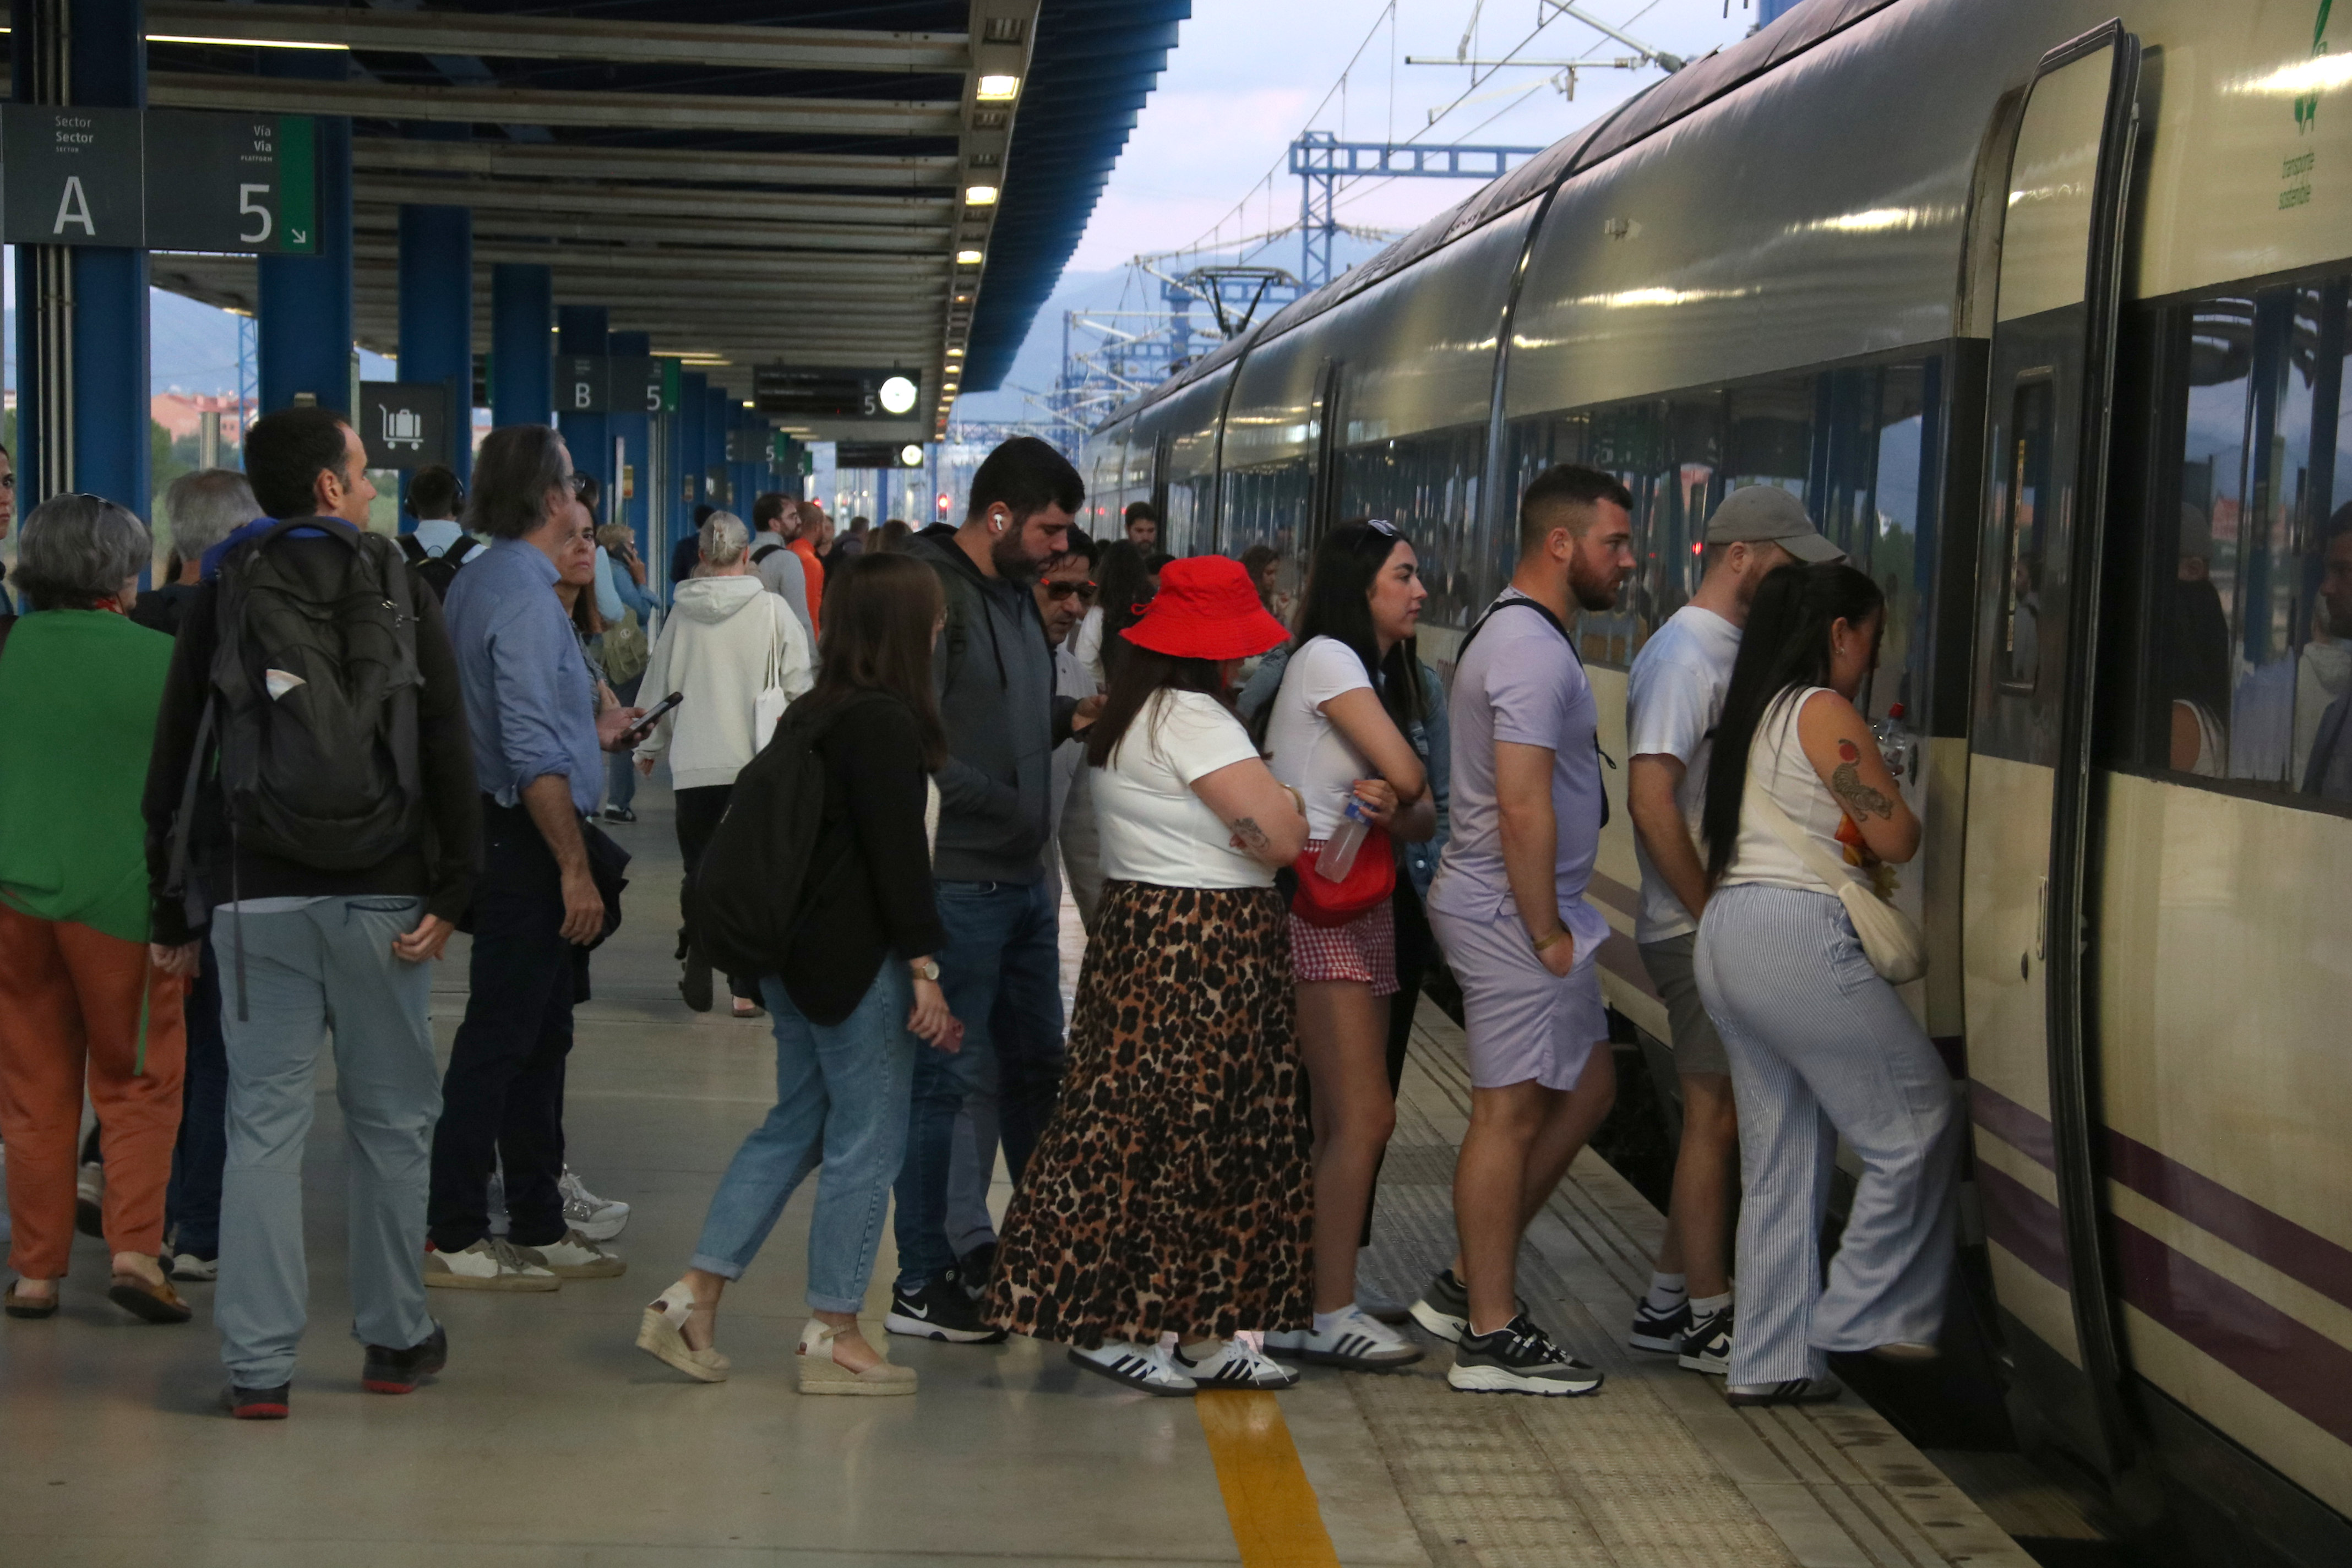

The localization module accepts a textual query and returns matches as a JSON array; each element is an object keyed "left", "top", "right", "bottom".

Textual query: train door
[{"left": 1959, "top": 24, "right": 2141, "bottom": 1473}]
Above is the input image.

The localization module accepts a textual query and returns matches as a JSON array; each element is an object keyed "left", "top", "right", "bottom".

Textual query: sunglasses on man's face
[{"left": 1043, "top": 579, "right": 1097, "bottom": 602}]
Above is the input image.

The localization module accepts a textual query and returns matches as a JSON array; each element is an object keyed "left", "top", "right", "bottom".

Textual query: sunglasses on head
[
  {"left": 1352, "top": 518, "right": 1401, "bottom": 550},
  {"left": 1043, "top": 579, "right": 1097, "bottom": 601}
]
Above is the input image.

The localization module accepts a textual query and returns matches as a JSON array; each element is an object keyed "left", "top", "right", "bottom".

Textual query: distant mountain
[{"left": 1, "top": 290, "right": 393, "bottom": 400}]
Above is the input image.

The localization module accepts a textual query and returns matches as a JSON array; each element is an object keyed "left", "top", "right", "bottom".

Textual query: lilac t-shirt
[{"left": 1426, "top": 591, "right": 1612, "bottom": 958}]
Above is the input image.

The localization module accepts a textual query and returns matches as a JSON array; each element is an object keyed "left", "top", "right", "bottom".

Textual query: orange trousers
[{"left": 0, "top": 905, "right": 187, "bottom": 1278}]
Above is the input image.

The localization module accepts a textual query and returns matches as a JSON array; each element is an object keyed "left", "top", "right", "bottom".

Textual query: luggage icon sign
[{"left": 382, "top": 405, "right": 424, "bottom": 451}]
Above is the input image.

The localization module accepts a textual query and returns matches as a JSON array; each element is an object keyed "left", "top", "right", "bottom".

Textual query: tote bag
[
  {"left": 752, "top": 604, "right": 794, "bottom": 754},
  {"left": 1741, "top": 756, "right": 1927, "bottom": 986}
]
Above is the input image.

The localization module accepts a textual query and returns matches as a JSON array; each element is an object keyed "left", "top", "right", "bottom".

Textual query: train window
[
  {"left": 1499, "top": 353, "right": 1942, "bottom": 718},
  {"left": 1998, "top": 377, "right": 2055, "bottom": 693},
  {"left": 1335, "top": 426, "right": 1485, "bottom": 633},
  {"left": 2149, "top": 276, "right": 2352, "bottom": 797}
]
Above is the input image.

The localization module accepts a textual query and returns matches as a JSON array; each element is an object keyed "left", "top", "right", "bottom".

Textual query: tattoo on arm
[
  {"left": 1229, "top": 815, "right": 1272, "bottom": 854},
  {"left": 1830, "top": 762, "right": 1897, "bottom": 821}
]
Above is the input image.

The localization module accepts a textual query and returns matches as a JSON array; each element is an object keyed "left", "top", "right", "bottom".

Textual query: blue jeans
[
  {"left": 605, "top": 672, "right": 644, "bottom": 812},
  {"left": 691, "top": 967, "right": 917, "bottom": 1313},
  {"left": 212, "top": 898, "right": 441, "bottom": 1386},
  {"left": 892, "top": 876, "right": 1064, "bottom": 1291},
  {"left": 164, "top": 943, "right": 228, "bottom": 1258}
]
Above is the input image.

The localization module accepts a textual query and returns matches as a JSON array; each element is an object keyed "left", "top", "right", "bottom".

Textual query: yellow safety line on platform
[{"left": 1195, "top": 1389, "right": 1342, "bottom": 1568}]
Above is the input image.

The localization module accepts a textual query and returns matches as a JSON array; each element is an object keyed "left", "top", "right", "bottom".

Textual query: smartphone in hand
[{"left": 620, "top": 690, "right": 684, "bottom": 746}]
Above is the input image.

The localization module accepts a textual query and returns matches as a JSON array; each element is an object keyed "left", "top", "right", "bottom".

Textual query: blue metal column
[
  {"left": 706, "top": 385, "right": 732, "bottom": 510},
  {"left": 608, "top": 329, "right": 650, "bottom": 547},
  {"left": 257, "top": 47, "right": 353, "bottom": 414},
  {"left": 678, "top": 370, "right": 707, "bottom": 515},
  {"left": 557, "top": 304, "right": 609, "bottom": 497},
  {"left": 10, "top": 0, "right": 149, "bottom": 513},
  {"left": 490, "top": 262, "right": 552, "bottom": 428},
  {"left": 397, "top": 203, "right": 472, "bottom": 518}
]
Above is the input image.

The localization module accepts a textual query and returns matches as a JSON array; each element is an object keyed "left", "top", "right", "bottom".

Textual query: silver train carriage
[{"left": 1079, "top": 0, "right": 2352, "bottom": 1561}]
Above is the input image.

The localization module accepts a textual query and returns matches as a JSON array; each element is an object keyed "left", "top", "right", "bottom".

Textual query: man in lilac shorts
[{"left": 1410, "top": 464, "right": 1635, "bottom": 1396}]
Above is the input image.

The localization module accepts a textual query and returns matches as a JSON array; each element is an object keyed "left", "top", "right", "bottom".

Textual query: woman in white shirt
[
  {"left": 986, "top": 556, "right": 1312, "bottom": 1396},
  {"left": 633, "top": 510, "right": 815, "bottom": 1017},
  {"left": 1259, "top": 519, "right": 1438, "bottom": 1372},
  {"left": 1693, "top": 561, "right": 1957, "bottom": 1408}
]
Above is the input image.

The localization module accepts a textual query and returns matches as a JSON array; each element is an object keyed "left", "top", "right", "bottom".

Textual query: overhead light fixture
[
  {"left": 142, "top": 31, "right": 351, "bottom": 51},
  {"left": 742, "top": 400, "right": 755, "bottom": 409},
  {"left": 900, "top": 444, "right": 925, "bottom": 467},
  {"left": 974, "top": 74, "right": 1021, "bottom": 102},
  {"left": 963, "top": 184, "right": 999, "bottom": 206},
  {"left": 878, "top": 375, "right": 920, "bottom": 415},
  {"left": 955, "top": 248, "right": 985, "bottom": 266},
  {"left": 946, "top": 347, "right": 964, "bottom": 357}
]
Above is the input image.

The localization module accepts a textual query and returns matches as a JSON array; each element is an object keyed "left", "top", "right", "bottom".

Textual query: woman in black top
[{"left": 637, "top": 554, "right": 960, "bottom": 1396}]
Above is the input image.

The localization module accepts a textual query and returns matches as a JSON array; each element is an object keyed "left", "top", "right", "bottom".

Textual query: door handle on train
[{"left": 2035, "top": 876, "right": 2049, "bottom": 963}]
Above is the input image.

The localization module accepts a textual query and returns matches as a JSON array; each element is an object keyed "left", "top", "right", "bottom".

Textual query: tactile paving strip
[{"left": 1339, "top": 1005, "right": 2040, "bottom": 1568}]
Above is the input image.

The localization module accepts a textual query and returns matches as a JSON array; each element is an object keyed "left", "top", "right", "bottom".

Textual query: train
[{"left": 1076, "top": 1, "right": 2352, "bottom": 1562}]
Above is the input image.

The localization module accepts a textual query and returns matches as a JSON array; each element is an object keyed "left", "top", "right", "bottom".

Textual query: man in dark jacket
[
  {"left": 885, "top": 437, "right": 1089, "bottom": 1344},
  {"left": 143, "top": 406, "right": 481, "bottom": 1418}
]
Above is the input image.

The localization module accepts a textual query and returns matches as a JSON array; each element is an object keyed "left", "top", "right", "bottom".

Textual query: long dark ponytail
[{"left": 1701, "top": 562, "right": 1885, "bottom": 884}]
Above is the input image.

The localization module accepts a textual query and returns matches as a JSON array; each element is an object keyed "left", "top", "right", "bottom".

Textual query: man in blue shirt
[{"left": 426, "top": 424, "right": 642, "bottom": 1291}]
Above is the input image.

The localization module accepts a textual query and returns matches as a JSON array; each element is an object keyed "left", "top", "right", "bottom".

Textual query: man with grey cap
[{"left": 1621, "top": 484, "right": 1841, "bottom": 1378}]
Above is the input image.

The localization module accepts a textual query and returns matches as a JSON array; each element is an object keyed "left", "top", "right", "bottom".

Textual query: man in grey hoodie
[{"left": 884, "top": 437, "right": 1089, "bottom": 1346}]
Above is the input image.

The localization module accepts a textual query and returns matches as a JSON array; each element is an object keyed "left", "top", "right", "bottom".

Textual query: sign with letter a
[{"left": 2, "top": 106, "right": 145, "bottom": 246}]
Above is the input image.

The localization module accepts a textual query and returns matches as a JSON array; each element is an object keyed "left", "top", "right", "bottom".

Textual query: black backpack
[
  {"left": 197, "top": 519, "right": 426, "bottom": 873},
  {"left": 687, "top": 690, "right": 890, "bottom": 981},
  {"left": 399, "top": 531, "right": 480, "bottom": 602}
]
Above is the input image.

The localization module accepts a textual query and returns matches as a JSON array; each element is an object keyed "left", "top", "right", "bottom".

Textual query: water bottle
[
  {"left": 1316, "top": 794, "right": 1373, "bottom": 881},
  {"left": 1872, "top": 703, "right": 1917, "bottom": 785}
]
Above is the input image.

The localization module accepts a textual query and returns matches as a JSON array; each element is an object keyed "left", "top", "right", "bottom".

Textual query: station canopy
[{"left": 113, "top": 0, "right": 1184, "bottom": 439}]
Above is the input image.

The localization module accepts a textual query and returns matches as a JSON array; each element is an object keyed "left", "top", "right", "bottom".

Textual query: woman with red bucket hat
[{"left": 985, "top": 556, "right": 1315, "bottom": 1395}]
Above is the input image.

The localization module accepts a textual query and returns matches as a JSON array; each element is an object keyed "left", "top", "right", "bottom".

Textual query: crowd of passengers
[{"left": 0, "top": 412, "right": 1958, "bottom": 1414}]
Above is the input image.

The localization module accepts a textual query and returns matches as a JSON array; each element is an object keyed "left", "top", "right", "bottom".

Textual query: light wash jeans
[
  {"left": 213, "top": 897, "right": 441, "bottom": 1386},
  {"left": 690, "top": 966, "right": 917, "bottom": 1313},
  {"left": 1694, "top": 883, "right": 1961, "bottom": 1385}
]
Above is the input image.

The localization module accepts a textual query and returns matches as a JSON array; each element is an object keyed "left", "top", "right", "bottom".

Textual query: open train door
[{"left": 1959, "top": 22, "right": 2141, "bottom": 1476}]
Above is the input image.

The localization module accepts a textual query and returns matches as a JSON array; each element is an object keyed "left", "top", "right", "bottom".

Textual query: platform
[{"left": 0, "top": 787, "right": 2037, "bottom": 1567}]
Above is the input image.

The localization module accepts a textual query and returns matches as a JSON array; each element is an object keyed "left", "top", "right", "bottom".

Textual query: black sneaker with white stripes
[
  {"left": 1626, "top": 1296, "right": 1690, "bottom": 1354},
  {"left": 883, "top": 1268, "right": 1008, "bottom": 1344},
  {"left": 1726, "top": 1376, "right": 1841, "bottom": 1407},
  {"left": 1678, "top": 1305, "right": 1733, "bottom": 1376},
  {"left": 1447, "top": 1314, "right": 1604, "bottom": 1397}
]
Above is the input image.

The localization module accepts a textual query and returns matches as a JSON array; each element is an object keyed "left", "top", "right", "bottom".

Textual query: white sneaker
[
  {"left": 167, "top": 1253, "right": 219, "bottom": 1283},
  {"left": 1176, "top": 1339, "right": 1301, "bottom": 1389},
  {"left": 1265, "top": 1305, "right": 1424, "bottom": 1370},
  {"left": 560, "top": 1167, "right": 630, "bottom": 1242},
  {"left": 424, "top": 1237, "right": 561, "bottom": 1292},
  {"left": 1068, "top": 1341, "right": 1197, "bottom": 1397},
  {"left": 536, "top": 1228, "right": 626, "bottom": 1280}
]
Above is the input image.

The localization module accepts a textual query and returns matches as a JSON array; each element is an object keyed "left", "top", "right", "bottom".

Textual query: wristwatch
[{"left": 911, "top": 959, "right": 941, "bottom": 982}]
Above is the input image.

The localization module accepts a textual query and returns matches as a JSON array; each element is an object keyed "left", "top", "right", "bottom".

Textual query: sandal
[
  {"left": 635, "top": 1278, "right": 731, "bottom": 1382},
  {"left": 798, "top": 1319, "right": 916, "bottom": 1397},
  {"left": 4, "top": 1281, "right": 60, "bottom": 1319},
  {"left": 107, "top": 1270, "right": 193, "bottom": 1324}
]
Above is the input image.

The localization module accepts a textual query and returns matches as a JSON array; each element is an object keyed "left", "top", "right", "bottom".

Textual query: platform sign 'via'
[
  {"left": 1, "top": 105, "right": 144, "bottom": 247},
  {"left": 144, "top": 112, "right": 318, "bottom": 254},
  {"left": 358, "top": 381, "right": 451, "bottom": 470}
]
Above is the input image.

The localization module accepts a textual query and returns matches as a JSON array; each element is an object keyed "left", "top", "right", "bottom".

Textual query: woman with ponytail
[{"left": 1693, "top": 560, "right": 1957, "bottom": 1408}]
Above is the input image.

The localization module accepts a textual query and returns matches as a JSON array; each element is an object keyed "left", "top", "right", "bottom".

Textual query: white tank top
[{"left": 1721, "top": 688, "right": 1863, "bottom": 897}]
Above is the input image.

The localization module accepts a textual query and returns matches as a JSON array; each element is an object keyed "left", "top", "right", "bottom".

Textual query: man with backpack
[
  {"left": 748, "top": 492, "right": 815, "bottom": 646},
  {"left": 142, "top": 405, "right": 482, "bottom": 1419},
  {"left": 887, "top": 438, "right": 1089, "bottom": 1346},
  {"left": 397, "top": 465, "right": 478, "bottom": 602},
  {"left": 424, "top": 425, "right": 641, "bottom": 1293}
]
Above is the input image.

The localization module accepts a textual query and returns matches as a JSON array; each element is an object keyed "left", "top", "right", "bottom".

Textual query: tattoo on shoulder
[
  {"left": 1230, "top": 815, "right": 1272, "bottom": 853},
  {"left": 1830, "top": 761, "right": 1896, "bottom": 821}
]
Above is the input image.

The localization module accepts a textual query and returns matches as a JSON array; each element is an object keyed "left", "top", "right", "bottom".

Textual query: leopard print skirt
[{"left": 984, "top": 879, "right": 1314, "bottom": 1348}]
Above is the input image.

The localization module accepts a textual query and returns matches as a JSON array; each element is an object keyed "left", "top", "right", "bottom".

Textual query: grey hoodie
[{"left": 907, "top": 524, "right": 1075, "bottom": 883}]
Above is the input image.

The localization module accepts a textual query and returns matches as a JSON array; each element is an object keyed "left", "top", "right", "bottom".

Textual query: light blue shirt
[
  {"left": 594, "top": 545, "right": 654, "bottom": 624},
  {"left": 443, "top": 538, "right": 605, "bottom": 816},
  {"left": 412, "top": 518, "right": 466, "bottom": 558}
]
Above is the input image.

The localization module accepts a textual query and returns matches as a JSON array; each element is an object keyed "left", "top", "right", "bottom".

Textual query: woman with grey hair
[
  {"left": 133, "top": 468, "right": 261, "bottom": 637},
  {"left": 634, "top": 508, "right": 814, "bottom": 1016},
  {"left": 0, "top": 494, "right": 193, "bottom": 1324}
]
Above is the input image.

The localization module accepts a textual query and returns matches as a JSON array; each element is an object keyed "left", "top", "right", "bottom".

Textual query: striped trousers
[{"left": 1695, "top": 884, "right": 1960, "bottom": 1384}]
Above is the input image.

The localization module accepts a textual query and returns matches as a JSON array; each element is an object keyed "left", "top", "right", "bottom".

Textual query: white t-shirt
[
  {"left": 1265, "top": 635, "right": 1375, "bottom": 838},
  {"left": 1625, "top": 606, "right": 1740, "bottom": 943},
  {"left": 1092, "top": 689, "right": 1272, "bottom": 888}
]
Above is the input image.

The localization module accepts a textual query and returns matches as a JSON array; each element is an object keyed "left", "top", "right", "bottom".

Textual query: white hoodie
[{"left": 633, "top": 574, "right": 814, "bottom": 790}]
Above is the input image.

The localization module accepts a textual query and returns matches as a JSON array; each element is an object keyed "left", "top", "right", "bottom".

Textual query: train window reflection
[
  {"left": 1999, "top": 377, "right": 2054, "bottom": 692},
  {"left": 2152, "top": 276, "right": 2352, "bottom": 799}
]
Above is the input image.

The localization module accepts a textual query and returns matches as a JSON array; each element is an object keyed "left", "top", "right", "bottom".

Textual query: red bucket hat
[{"left": 1120, "top": 555, "right": 1291, "bottom": 662}]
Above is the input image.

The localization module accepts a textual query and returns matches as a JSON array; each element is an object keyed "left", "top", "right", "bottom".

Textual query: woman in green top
[{"left": 0, "top": 494, "right": 192, "bottom": 1324}]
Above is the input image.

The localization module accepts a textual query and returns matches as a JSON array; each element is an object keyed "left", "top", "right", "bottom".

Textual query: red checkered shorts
[{"left": 1287, "top": 846, "right": 1398, "bottom": 995}]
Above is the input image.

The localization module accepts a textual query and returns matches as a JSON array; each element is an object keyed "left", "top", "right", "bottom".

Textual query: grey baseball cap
[{"left": 1706, "top": 485, "right": 1843, "bottom": 563}]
